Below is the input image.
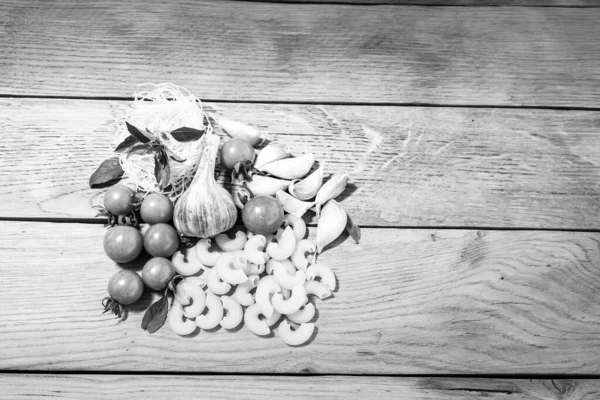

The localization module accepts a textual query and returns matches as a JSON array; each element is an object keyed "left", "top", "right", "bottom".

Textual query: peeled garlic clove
[
  {"left": 288, "top": 165, "right": 323, "bottom": 201},
  {"left": 254, "top": 143, "right": 291, "bottom": 170},
  {"left": 276, "top": 190, "right": 315, "bottom": 218},
  {"left": 315, "top": 173, "right": 349, "bottom": 215},
  {"left": 260, "top": 154, "right": 316, "bottom": 180},
  {"left": 246, "top": 175, "right": 291, "bottom": 197},
  {"left": 218, "top": 118, "right": 266, "bottom": 146},
  {"left": 315, "top": 199, "right": 347, "bottom": 254}
]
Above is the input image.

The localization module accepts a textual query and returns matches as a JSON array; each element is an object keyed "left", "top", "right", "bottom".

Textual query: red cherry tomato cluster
[{"left": 102, "top": 187, "right": 178, "bottom": 317}]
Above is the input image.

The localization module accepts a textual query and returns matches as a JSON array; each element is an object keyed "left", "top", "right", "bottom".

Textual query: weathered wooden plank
[
  {"left": 1, "top": 221, "right": 599, "bottom": 373},
  {"left": 1, "top": 1, "right": 600, "bottom": 106},
  {"left": 0, "top": 375, "right": 599, "bottom": 399},
  {"left": 2, "top": 98, "right": 600, "bottom": 229}
]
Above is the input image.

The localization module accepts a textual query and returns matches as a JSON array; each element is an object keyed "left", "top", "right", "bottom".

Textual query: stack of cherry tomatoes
[{"left": 102, "top": 186, "right": 179, "bottom": 317}]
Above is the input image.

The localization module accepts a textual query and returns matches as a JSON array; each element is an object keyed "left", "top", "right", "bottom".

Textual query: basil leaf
[
  {"left": 126, "top": 143, "right": 153, "bottom": 159},
  {"left": 114, "top": 135, "right": 139, "bottom": 153},
  {"left": 126, "top": 122, "right": 152, "bottom": 143},
  {"left": 141, "top": 292, "right": 170, "bottom": 333},
  {"left": 170, "top": 127, "right": 205, "bottom": 142},
  {"left": 89, "top": 157, "right": 124, "bottom": 188},
  {"left": 164, "top": 147, "right": 186, "bottom": 163},
  {"left": 168, "top": 275, "right": 185, "bottom": 294},
  {"left": 346, "top": 213, "right": 361, "bottom": 244},
  {"left": 154, "top": 151, "right": 170, "bottom": 190}
]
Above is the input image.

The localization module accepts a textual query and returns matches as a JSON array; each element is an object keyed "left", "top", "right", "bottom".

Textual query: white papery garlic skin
[
  {"left": 288, "top": 165, "right": 323, "bottom": 201},
  {"left": 218, "top": 118, "right": 266, "bottom": 146},
  {"left": 246, "top": 175, "right": 291, "bottom": 197},
  {"left": 315, "top": 199, "right": 347, "bottom": 254},
  {"left": 260, "top": 153, "right": 316, "bottom": 180},
  {"left": 276, "top": 190, "right": 315, "bottom": 218},
  {"left": 174, "top": 134, "right": 237, "bottom": 238},
  {"left": 254, "top": 143, "right": 291, "bottom": 170},
  {"left": 315, "top": 173, "right": 349, "bottom": 215}
]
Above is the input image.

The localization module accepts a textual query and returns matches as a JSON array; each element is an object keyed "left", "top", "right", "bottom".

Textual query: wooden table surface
[{"left": 1, "top": 0, "right": 600, "bottom": 398}]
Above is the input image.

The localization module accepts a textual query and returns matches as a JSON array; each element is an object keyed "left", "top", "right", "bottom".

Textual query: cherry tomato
[
  {"left": 142, "top": 257, "right": 176, "bottom": 290},
  {"left": 104, "top": 185, "right": 135, "bottom": 216},
  {"left": 103, "top": 226, "right": 143, "bottom": 263},
  {"left": 140, "top": 193, "right": 174, "bottom": 224},
  {"left": 108, "top": 270, "right": 144, "bottom": 305},
  {"left": 220, "top": 139, "right": 255, "bottom": 169},
  {"left": 143, "top": 223, "right": 180, "bottom": 257},
  {"left": 241, "top": 195, "right": 284, "bottom": 235}
]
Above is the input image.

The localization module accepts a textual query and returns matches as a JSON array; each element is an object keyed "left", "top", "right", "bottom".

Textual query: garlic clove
[
  {"left": 254, "top": 143, "right": 291, "bottom": 170},
  {"left": 315, "top": 199, "right": 347, "bottom": 254},
  {"left": 315, "top": 173, "right": 349, "bottom": 216},
  {"left": 288, "top": 165, "right": 323, "bottom": 201},
  {"left": 246, "top": 175, "right": 292, "bottom": 197},
  {"left": 217, "top": 118, "right": 266, "bottom": 146},
  {"left": 276, "top": 190, "right": 315, "bottom": 218},
  {"left": 259, "top": 154, "right": 316, "bottom": 180}
]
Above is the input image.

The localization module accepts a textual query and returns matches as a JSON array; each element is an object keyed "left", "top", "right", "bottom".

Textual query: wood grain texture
[
  {"left": 2, "top": 1, "right": 600, "bottom": 106},
  {"left": 0, "top": 375, "right": 599, "bottom": 399},
  {"left": 1, "top": 221, "right": 599, "bottom": 373},
  {"left": 1, "top": 98, "right": 600, "bottom": 228}
]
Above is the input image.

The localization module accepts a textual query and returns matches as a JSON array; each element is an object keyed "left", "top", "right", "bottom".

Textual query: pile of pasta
[{"left": 169, "top": 216, "right": 334, "bottom": 346}]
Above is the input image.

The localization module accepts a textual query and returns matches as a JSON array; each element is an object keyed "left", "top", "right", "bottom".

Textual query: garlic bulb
[{"left": 174, "top": 134, "right": 237, "bottom": 238}]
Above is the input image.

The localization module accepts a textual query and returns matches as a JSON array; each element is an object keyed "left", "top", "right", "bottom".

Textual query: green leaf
[
  {"left": 126, "top": 122, "right": 152, "bottom": 143},
  {"left": 154, "top": 150, "right": 170, "bottom": 190},
  {"left": 126, "top": 143, "right": 153, "bottom": 159},
  {"left": 89, "top": 157, "right": 124, "bottom": 188},
  {"left": 164, "top": 147, "right": 186, "bottom": 163},
  {"left": 168, "top": 275, "right": 185, "bottom": 294},
  {"left": 170, "top": 127, "right": 205, "bottom": 142},
  {"left": 114, "top": 135, "right": 139, "bottom": 153},
  {"left": 346, "top": 213, "right": 361, "bottom": 244},
  {"left": 141, "top": 294, "right": 170, "bottom": 333}
]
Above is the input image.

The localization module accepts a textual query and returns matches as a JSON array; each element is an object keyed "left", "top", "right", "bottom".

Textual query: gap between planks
[
  {"left": 229, "top": 0, "right": 600, "bottom": 7},
  {"left": 2, "top": 217, "right": 600, "bottom": 234},
  {"left": 2, "top": 370, "right": 600, "bottom": 379},
  {"left": 3, "top": 94, "right": 600, "bottom": 112}
]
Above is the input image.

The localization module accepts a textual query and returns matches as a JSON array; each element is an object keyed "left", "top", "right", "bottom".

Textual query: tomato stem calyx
[
  {"left": 102, "top": 297, "right": 125, "bottom": 319},
  {"left": 179, "top": 235, "right": 199, "bottom": 248},
  {"left": 104, "top": 210, "right": 140, "bottom": 229},
  {"left": 231, "top": 159, "right": 257, "bottom": 183}
]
